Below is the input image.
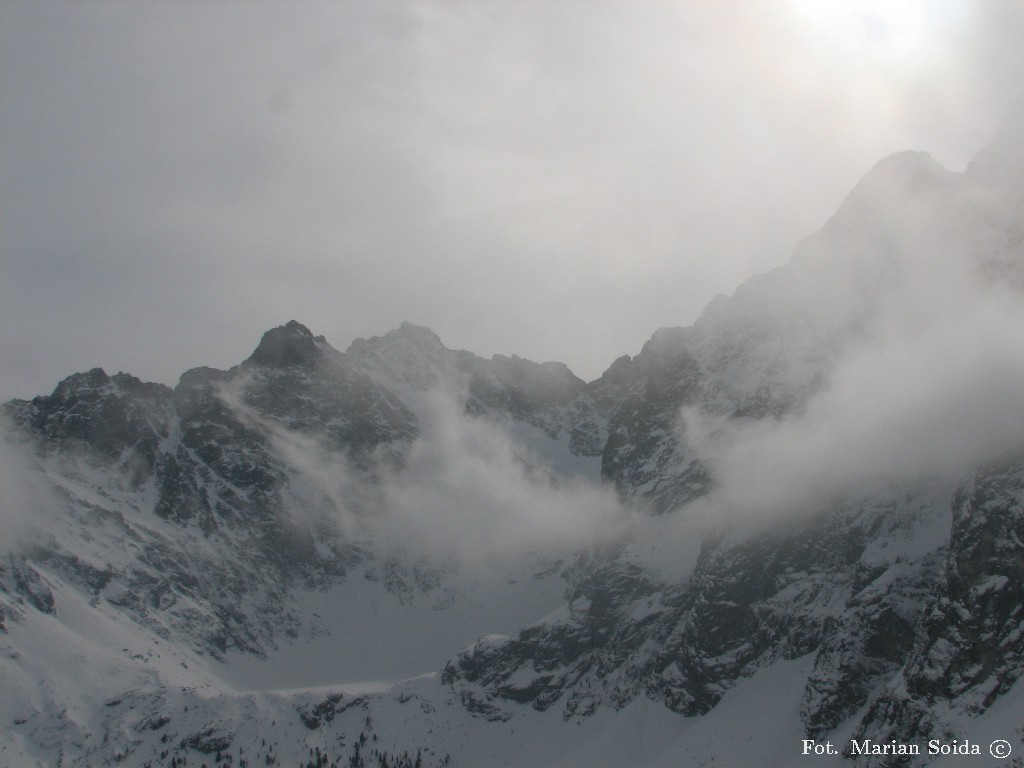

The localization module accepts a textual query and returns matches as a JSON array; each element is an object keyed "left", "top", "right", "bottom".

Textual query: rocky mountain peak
[
  {"left": 51, "top": 366, "right": 113, "bottom": 399},
  {"left": 861, "top": 149, "right": 948, "bottom": 189},
  {"left": 637, "top": 326, "right": 691, "bottom": 363},
  {"left": 35, "top": 367, "right": 169, "bottom": 416},
  {"left": 587, "top": 353, "right": 627, "bottom": 385},
  {"left": 824, "top": 150, "right": 954, "bottom": 237},
  {"left": 966, "top": 98, "right": 1024, "bottom": 190},
  {"left": 346, "top": 322, "right": 447, "bottom": 364},
  {"left": 391, "top": 321, "right": 445, "bottom": 349},
  {"left": 489, "top": 354, "right": 586, "bottom": 406},
  {"left": 246, "top": 320, "right": 328, "bottom": 368}
]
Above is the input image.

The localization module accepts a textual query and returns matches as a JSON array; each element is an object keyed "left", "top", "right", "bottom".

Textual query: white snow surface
[{"left": 219, "top": 560, "right": 568, "bottom": 691}]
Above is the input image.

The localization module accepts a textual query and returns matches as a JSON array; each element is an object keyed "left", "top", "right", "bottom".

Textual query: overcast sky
[{"left": 2, "top": 1, "right": 1023, "bottom": 401}]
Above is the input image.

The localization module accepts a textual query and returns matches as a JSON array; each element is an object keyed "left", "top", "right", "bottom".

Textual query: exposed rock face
[
  {"left": 845, "top": 457, "right": 1024, "bottom": 764},
  {"left": 8, "top": 368, "right": 173, "bottom": 486},
  {"left": 442, "top": 487, "right": 953, "bottom": 736},
  {"left": 0, "top": 318, "right": 609, "bottom": 662},
  {"left": 247, "top": 319, "right": 328, "bottom": 368}
]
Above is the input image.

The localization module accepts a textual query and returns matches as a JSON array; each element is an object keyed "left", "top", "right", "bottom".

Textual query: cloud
[
  {"left": 679, "top": 210, "right": 1024, "bottom": 522},
  {"left": 373, "top": 392, "right": 627, "bottom": 567},
  {"left": 3, "top": 2, "right": 1024, "bottom": 401},
  {"left": 217, "top": 379, "right": 627, "bottom": 570},
  {"left": 0, "top": 424, "right": 64, "bottom": 555}
]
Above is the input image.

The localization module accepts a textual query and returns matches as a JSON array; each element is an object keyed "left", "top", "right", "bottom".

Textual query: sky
[{"left": 3, "top": 1, "right": 1024, "bottom": 401}]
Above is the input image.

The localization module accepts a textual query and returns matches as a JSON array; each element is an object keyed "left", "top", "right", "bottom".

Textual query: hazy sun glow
[{"left": 789, "top": 0, "right": 945, "bottom": 61}]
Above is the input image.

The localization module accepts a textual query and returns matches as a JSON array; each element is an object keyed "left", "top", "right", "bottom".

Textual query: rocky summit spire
[{"left": 246, "top": 320, "right": 325, "bottom": 368}]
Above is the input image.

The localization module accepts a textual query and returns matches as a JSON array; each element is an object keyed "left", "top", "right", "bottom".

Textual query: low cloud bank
[
  {"left": 0, "top": 426, "right": 64, "bottom": 555},
  {"left": 683, "top": 246, "right": 1024, "bottom": 522},
  {"left": 374, "top": 393, "right": 627, "bottom": 567},
  {"left": 220, "top": 383, "right": 628, "bottom": 569}
]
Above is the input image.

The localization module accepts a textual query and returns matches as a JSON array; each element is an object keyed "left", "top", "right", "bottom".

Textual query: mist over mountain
[{"left": 2, "top": 115, "right": 1024, "bottom": 767}]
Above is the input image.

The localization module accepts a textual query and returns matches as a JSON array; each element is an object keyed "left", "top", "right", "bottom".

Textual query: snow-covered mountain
[{"left": 3, "top": 112, "right": 1024, "bottom": 767}]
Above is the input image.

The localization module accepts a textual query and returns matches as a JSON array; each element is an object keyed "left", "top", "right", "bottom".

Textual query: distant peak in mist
[
  {"left": 246, "top": 320, "right": 331, "bottom": 368},
  {"left": 390, "top": 322, "right": 446, "bottom": 349},
  {"left": 861, "top": 150, "right": 949, "bottom": 192},
  {"left": 823, "top": 149, "right": 954, "bottom": 235},
  {"left": 967, "top": 98, "right": 1024, "bottom": 187}
]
